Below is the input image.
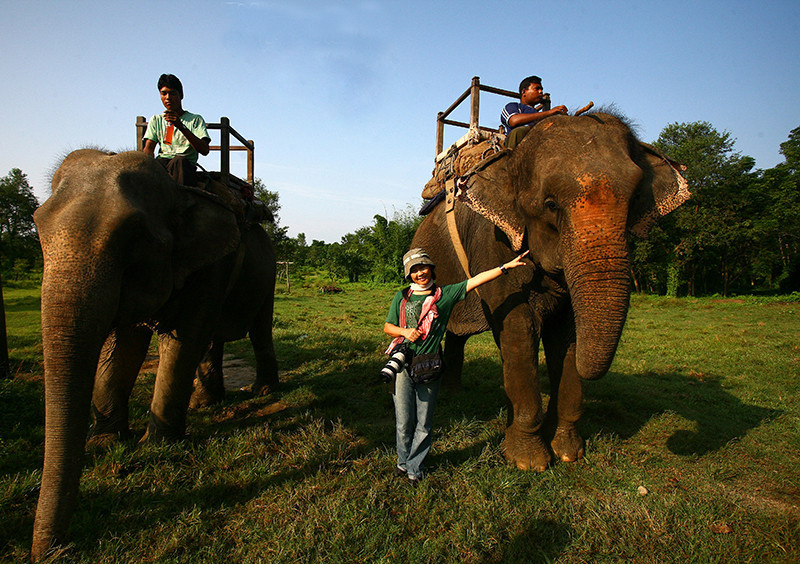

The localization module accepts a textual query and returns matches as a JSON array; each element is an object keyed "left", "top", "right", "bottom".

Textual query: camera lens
[{"left": 380, "top": 349, "right": 407, "bottom": 382}]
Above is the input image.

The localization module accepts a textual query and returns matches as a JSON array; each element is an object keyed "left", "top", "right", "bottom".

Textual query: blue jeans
[{"left": 392, "top": 367, "right": 441, "bottom": 479}]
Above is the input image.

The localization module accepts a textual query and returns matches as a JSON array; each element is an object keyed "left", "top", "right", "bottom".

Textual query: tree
[
  {"left": 0, "top": 168, "right": 40, "bottom": 274},
  {"left": 755, "top": 125, "right": 800, "bottom": 291},
  {"left": 638, "top": 122, "right": 759, "bottom": 296},
  {"left": 634, "top": 121, "right": 800, "bottom": 296},
  {"left": 332, "top": 228, "right": 372, "bottom": 282},
  {"left": 364, "top": 208, "right": 423, "bottom": 283},
  {"left": 294, "top": 206, "right": 423, "bottom": 284},
  {"left": 0, "top": 269, "right": 7, "bottom": 379},
  {"left": 251, "top": 178, "right": 294, "bottom": 260}
]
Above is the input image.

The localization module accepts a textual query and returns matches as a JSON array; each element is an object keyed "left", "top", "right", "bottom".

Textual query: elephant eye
[{"left": 544, "top": 198, "right": 559, "bottom": 212}]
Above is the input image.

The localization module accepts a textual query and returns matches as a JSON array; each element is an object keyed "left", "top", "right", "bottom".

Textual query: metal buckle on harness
[{"left": 445, "top": 178, "right": 457, "bottom": 213}]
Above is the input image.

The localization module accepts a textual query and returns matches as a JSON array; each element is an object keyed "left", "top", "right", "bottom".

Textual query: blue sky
[{"left": 2, "top": 0, "right": 799, "bottom": 242}]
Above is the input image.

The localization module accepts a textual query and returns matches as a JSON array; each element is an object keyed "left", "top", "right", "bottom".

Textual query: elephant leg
[
  {"left": 441, "top": 331, "right": 468, "bottom": 391},
  {"left": 250, "top": 305, "right": 279, "bottom": 396},
  {"left": 498, "top": 311, "right": 551, "bottom": 472},
  {"left": 89, "top": 325, "right": 152, "bottom": 445},
  {"left": 542, "top": 313, "right": 585, "bottom": 463},
  {"left": 142, "top": 332, "right": 209, "bottom": 441},
  {"left": 189, "top": 341, "right": 226, "bottom": 408}
]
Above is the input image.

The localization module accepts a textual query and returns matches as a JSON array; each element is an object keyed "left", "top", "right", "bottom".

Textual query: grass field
[{"left": 1, "top": 284, "right": 798, "bottom": 562}]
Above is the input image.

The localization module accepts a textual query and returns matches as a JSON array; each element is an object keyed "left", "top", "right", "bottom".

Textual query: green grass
[{"left": 1, "top": 286, "right": 798, "bottom": 562}]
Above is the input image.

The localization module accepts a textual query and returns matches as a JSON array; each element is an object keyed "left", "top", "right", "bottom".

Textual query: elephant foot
[
  {"left": 189, "top": 385, "right": 224, "bottom": 409},
  {"left": 86, "top": 430, "right": 131, "bottom": 450},
  {"left": 550, "top": 424, "right": 585, "bottom": 463},
  {"left": 440, "top": 377, "right": 464, "bottom": 393},
  {"left": 140, "top": 415, "right": 187, "bottom": 443},
  {"left": 90, "top": 407, "right": 132, "bottom": 441},
  {"left": 251, "top": 380, "right": 278, "bottom": 396},
  {"left": 440, "top": 369, "right": 464, "bottom": 393},
  {"left": 502, "top": 427, "right": 552, "bottom": 472}
]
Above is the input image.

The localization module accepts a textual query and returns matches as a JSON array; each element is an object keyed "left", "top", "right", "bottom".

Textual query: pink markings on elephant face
[
  {"left": 577, "top": 173, "right": 617, "bottom": 204},
  {"left": 570, "top": 172, "right": 628, "bottom": 250}
]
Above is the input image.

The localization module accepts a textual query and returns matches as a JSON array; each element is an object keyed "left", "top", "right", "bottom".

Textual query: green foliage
[
  {"left": 1, "top": 286, "right": 799, "bottom": 561},
  {"left": 281, "top": 207, "right": 423, "bottom": 284},
  {"left": 331, "top": 209, "right": 423, "bottom": 283},
  {"left": 249, "top": 179, "right": 422, "bottom": 285},
  {"left": 665, "top": 262, "right": 679, "bottom": 298},
  {"left": 632, "top": 121, "right": 800, "bottom": 296},
  {"left": 252, "top": 177, "right": 293, "bottom": 260},
  {"left": 0, "top": 169, "right": 41, "bottom": 276}
]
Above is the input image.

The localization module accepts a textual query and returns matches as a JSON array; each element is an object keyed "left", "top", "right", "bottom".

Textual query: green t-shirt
[
  {"left": 385, "top": 281, "right": 468, "bottom": 355},
  {"left": 144, "top": 111, "right": 210, "bottom": 164}
]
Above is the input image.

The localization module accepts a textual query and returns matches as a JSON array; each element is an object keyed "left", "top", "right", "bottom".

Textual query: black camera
[{"left": 380, "top": 343, "right": 410, "bottom": 383}]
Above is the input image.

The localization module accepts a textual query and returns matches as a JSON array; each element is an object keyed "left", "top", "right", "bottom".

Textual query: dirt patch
[
  {"left": 139, "top": 353, "right": 256, "bottom": 391},
  {"left": 212, "top": 400, "right": 288, "bottom": 424},
  {"left": 733, "top": 485, "right": 800, "bottom": 516},
  {"left": 220, "top": 354, "right": 256, "bottom": 391}
]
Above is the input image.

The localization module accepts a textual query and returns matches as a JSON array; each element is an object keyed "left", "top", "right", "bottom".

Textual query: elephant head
[
  {"left": 31, "top": 149, "right": 241, "bottom": 558},
  {"left": 457, "top": 113, "right": 689, "bottom": 380}
]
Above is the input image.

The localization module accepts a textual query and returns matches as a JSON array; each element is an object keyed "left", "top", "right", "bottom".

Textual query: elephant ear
[
  {"left": 628, "top": 142, "right": 691, "bottom": 238},
  {"left": 172, "top": 186, "right": 241, "bottom": 287},
  {"left": 456, "top": 152, "right": 527, "bottom": 251}
]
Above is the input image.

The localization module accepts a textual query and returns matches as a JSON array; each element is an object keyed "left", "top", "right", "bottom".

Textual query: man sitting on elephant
[
  {"left": 142, "top": 73, "right": 210, "bottom": 186},
  {"left": 500, "top": 75, "right": 568, "bottom": 149}
]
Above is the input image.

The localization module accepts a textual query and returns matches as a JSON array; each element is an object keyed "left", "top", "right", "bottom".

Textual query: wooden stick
[{"left": 575, "top": 101, "right": 594, "bottom": 116}]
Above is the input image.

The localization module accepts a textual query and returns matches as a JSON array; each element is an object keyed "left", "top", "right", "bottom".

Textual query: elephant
[
  {"left": 30, "top": 149, "right": 279, "bottom": 558},
  {"left": 411, "top": 112, "right": 690, "bottom": 473}
]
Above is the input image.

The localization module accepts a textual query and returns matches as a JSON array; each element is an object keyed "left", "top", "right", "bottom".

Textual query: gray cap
[{"left": 403, "top": 248, "right": 435, "bottom": 278}]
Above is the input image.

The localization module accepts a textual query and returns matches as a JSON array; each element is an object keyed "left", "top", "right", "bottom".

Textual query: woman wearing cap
[{"left": 383, "top": 247, "right": 529, "bottom": 484}]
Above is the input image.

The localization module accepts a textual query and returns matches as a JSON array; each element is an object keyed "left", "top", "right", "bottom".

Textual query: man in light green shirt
[{"left": 143, "top": 74, "right": 210, "bottom": 185}]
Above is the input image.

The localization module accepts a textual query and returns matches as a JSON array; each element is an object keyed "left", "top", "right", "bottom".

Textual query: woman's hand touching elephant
[
  {"left": 502, "top": 250, "right": 531, "bottom": 271},
  {"left": 466, "top": 250, "right": 530, "bottom": 293}
]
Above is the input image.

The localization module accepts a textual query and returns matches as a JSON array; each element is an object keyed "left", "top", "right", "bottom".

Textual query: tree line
[
  {"left": 3, "top": 120, "right": 799, "bottom": 296},
  {"left": 255, "top": 175, "right": 422, "bottom": 284},
  {"left": 633, "top": 122, "right": 800, "bottom": 296}
]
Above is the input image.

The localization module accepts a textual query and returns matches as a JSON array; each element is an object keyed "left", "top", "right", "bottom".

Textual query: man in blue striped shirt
[{"left": 500, "top": 75, "right": 568, "bottom": 149}]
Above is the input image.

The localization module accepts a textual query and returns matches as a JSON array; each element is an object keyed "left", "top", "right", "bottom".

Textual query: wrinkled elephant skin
[
  {"left": 31, "top": 150, "right": 278, "bottom": 558},
  {"left": 413, "top": 113, "right": 689, "bottom": 472}
]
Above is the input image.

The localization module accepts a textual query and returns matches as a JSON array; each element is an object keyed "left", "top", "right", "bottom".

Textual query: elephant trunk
[
  {"left": 564, "top": 180, "right": 632, "bottom": 381},
  {"left": 31, "top": 274, "right": 117, "bottom": 559},
  {"left": 560, "top": 168, "right": 635, "bottom": 380},
  {"left": 567, "top": 254, "right": 631, "bottom": 380}
]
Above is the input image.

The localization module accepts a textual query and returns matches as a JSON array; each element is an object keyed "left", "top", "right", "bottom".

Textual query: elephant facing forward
[
  {"left": 31, "top": 149, "right": 278, "bottom": 558},
  {"left": 412, "top": 112, "right": 690, "bottom": 472}
]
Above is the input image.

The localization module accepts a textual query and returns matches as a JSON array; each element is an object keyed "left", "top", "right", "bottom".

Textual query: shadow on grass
[
  {"left": 235, "top": 328, "right": 781, "bottom": 462},
  {"left": 283, "top": 328, "right": 778, "bottom": 458},
  {"left": 499, "top": 518, "right": 572, "bottom": 563},
  {"left": 581, "top": 369, "right": 780, "bottom": 456},
  {"left": 3, "top": 294, "right": 41, "bottom": 312},
  {"left": 0, "top": 377, "right": 45, "bottom": 475},
  {"left": 68, "top": 443, "right": 370, "bottom": 556}
]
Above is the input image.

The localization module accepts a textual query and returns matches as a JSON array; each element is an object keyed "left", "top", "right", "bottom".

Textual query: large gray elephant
[
  {"left": 30, "top": 149, "right": 278, "bottom": 558},
  {"left": 412, "top": 112, "right": 689, "bottom": 472}
]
